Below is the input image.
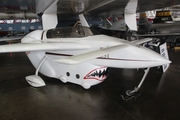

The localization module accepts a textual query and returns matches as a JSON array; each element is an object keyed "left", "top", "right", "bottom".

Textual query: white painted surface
[
  {"left": 0, "top": 28, "right": 171, "bottom": 88},
  {"left": 125, "top": 0, "right": 138, "bottom": 31},
  {"left": 159, "top": 42, "right": 170, "bottom": 72}
]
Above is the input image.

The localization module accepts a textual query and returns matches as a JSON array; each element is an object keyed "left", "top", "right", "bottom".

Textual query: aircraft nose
[
  {"left": 142, "top": 47, "right": 171, "bottom": 67},
  {"left": 158, "top": 57, "right": 171, "bottom": 65}
]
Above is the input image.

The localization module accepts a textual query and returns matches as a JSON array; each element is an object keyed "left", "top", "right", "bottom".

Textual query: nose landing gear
[{"left": 121, "top": 68, "right": 150, "bottom": 100}]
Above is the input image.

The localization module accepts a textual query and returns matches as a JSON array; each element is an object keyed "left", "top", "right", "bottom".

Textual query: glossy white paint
[
  {"left": 26, "top": 75, "right": 46, "bottom": 87},
  {"left": 55, "top": 44, "right": 127, "bottom": 64},
  {"left": 0, "top": 9, "right": 171, "bottom": 89},
  {"left": 0, "top": 29, "right": 171, "bottom": 88},
  {"left": 124, "top": 0, "right": 137, "bottom": 31},
  {"left": 41, "top": 0, "right": 58, "bottom": 30},
  {"left": 79, "top": 14, "right": 90, "bottom": 27}
]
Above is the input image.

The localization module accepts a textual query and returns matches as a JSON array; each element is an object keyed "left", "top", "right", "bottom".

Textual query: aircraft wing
[
  {"left": 132, "top": 38, "right": 152, "bottom": 44},
  {"left": 0, "top": 36, "right": 23, "bottom": 42},
  {"left": 0, "top": 43, "right": 90, "bottom": 53},
  {"left": 54, "top": 45, "right": 127, "bottom": 64}
]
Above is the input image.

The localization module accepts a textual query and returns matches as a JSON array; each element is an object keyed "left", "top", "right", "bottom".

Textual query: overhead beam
[
  {"left": 87, "top": 0, "right": 116, "bottom": 12},
  {"left": 35, "top": 0, "right": 58, "bottom": 14}
]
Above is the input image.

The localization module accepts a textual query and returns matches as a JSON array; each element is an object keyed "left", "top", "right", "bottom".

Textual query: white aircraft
[
  {"left": 0, "top": 0, "right": 173, "bottom": 99},
  {"left": 0, "top": 14, "right": 171, "bottom": 96}
]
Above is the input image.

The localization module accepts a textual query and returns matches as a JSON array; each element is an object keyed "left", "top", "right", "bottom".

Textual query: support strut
[
  {"left": 35, "top": 56, "right": 47, "bottom": 75},
  {"left": 25, "top": 56, "right": 47, "bottom": 87},
  {"left": 121, "top": 68, "right": 150, "bottom": 100}
]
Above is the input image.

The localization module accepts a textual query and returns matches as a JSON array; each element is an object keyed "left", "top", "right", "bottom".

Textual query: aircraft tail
[
  {"left": 153, "top": 10, "right": 173, "bottom": 23},
  {"left": 105, "top": 19, "right": 113, "bottom": 28}
]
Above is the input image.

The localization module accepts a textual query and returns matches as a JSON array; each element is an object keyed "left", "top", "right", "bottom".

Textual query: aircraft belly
[{"left": 45, "top": 54, "right": 108, "bottom": 89}]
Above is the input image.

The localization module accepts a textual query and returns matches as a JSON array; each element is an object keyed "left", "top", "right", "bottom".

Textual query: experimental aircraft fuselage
[{"left": 0, "top": 26, "right": 170, "bottom": 89}]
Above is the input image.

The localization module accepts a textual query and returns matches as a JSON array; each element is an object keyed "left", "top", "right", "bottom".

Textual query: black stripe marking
[
  {"left": 46, "top": 52, "right": 72, "bottom": 56},
  {"left": 46, "top": 52, "right": 152, "bottom": 62}
]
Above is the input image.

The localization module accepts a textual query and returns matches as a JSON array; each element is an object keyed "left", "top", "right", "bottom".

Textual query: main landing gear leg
[
  {"left": 25, "top": 56, "right": 47, "bottom": 87},
  {"left": 35, "top": 56, "right": 47, "bottom": 76},
  {"left": 121, "top": 68, "right": 150, "bottom": 100}
]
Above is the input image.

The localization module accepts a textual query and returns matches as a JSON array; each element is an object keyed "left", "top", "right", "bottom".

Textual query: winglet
[
  {"left": 79, "top": 14, "right": 90, "bottom": 27},
  {"left": 40, "top": 0, "right": 58, "bottom": 30},
  {"left": 124, "top": 0, "right": 138, "bottom": 31}
]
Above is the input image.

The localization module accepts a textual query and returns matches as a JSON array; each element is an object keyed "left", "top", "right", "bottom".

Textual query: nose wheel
[
  {"left": 121, "top": 89, "right": 141, "bottom": 100},
  {"left": 121, "top": 68, "right": 150, "bottom": 100}
]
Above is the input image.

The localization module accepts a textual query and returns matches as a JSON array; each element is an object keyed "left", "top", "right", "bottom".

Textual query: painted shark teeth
[{"left": 84, "top": 67, "right": 109, "bottom": 81}]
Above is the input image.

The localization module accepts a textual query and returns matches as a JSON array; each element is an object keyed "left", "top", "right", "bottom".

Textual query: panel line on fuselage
[{"left": 46, "top": 52, "right": 153, "bottom": 62}]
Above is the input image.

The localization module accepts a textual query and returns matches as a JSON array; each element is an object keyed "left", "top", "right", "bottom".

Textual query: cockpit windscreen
[{"left": 46, "top": 26, "right": 99, "bottom": 38}]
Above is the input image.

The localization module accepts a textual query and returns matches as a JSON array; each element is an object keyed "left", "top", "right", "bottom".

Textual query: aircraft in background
[
  {"left": 0, "top": 30, "right": 23, "bottom": 44},
  {"left": 99, "top": 17, "right": 127, "bottom": 32},
  {"left": 0, "top": 0, "right": 178, "bottom": 100},
  {"left": 138, "top": 11, "right": 180, "bottom": 48},
  {"left": 96, "top": 16, "right": 139, "bottom": 41},
  {"left": 94, "top": 16, "right": 133, "bottom": 40},
  {"left": 0, "top": 30, "right": 9, "bottom": 37}
]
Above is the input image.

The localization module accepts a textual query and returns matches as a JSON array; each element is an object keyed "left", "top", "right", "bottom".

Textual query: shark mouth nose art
[{"left": 84, "top": 67, "right": 109, "bottom": 81}]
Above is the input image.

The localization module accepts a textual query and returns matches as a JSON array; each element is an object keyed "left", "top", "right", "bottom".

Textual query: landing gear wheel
[
  {"left": 121, "top": 68, "right": 150, "bottom": 101},
  {"left": 170, "top": 42, "right": 176, "bottom": 48},
  {"left": 121, "top": 90, "right": 141, "bottom": 100},
  {"left": 126, "top": 90, "right": 133, "bottom": 96}
]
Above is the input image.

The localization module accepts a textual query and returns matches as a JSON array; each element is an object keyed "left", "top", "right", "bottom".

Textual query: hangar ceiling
[
  {"left": 0, "top": 0, "right": 35, "bottom": 13},
  {"left": 56, "top": 0, "right": 180, "bottom": 16},
  {"left": 0, "top": 0, "right": 180, "bottom": 19}
]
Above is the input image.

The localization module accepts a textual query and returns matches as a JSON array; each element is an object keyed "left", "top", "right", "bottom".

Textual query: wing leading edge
[
  {"left": 0, "top": 43, "right": 90, "bottom": 53},
  {"left": 54, "top": 45, "right": 127, "bottom": 64},
  {"left": 132, "top": 38, "right": 152, "bottom": 44}
]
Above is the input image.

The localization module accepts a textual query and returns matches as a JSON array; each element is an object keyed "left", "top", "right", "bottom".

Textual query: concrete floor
[{"left": 0, "top": 49, "right": 180, "bottom": 120}]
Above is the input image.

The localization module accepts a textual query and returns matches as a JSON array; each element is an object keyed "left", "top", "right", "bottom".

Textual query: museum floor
[{"left": 0, "top": 48, "right": 180, "bottom": 120}]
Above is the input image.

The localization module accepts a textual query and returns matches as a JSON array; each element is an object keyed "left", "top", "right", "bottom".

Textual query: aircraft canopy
[{"left": 46, "top": 26, "right": 100, "bottom": 38}]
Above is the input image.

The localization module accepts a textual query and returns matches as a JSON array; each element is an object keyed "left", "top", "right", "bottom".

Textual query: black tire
[{"left": 170, "top": 42, "right": 176, "bottom": 48}]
